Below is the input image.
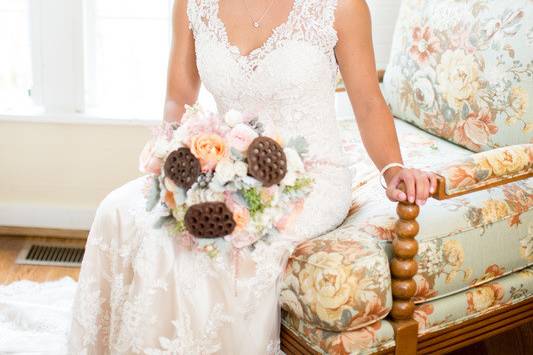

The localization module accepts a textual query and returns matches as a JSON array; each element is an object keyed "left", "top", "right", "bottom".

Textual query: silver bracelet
[{"left": 379, "top": 162, "right": 405, "bottom": 189}]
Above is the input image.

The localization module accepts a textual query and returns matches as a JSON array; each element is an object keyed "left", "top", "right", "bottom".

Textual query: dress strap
[{"left": 297, "top": 0, "right": 339, "bottom": 53}]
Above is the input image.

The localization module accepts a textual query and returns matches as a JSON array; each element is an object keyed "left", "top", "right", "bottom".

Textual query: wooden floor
[
  {"left": 0, "top": 235, "right": 531, "bottom": 354},
  {"left": 0, "top": 235, "right": 82, "bottom": 283}
]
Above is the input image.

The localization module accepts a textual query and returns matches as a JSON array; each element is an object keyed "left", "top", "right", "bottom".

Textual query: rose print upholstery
[
  {"left": 383, "top": 0, "right": 533, "bottom": 152},
  {"left": 281, "top": 266, "right": 533, "bottom": 354},
  {"left": 434, "top": 144, "right": 532, "bottom": 196}
]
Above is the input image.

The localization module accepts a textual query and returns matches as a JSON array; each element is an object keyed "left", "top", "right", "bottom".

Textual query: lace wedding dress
[{"left": 68, "top": 0, "right": 352, "bottom": 353}]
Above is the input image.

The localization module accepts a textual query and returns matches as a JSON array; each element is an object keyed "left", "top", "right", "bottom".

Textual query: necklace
[{"left": 243, "top": 0, "right": 277, "bottom": 29}]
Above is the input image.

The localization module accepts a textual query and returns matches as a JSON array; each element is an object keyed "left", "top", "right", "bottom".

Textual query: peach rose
[
  {"left": 232, "top": 206, "right": 250, "bottom": 231},
  {"left": 190, "top": 133, "right": 228, "bottom": 171},
  {"left": 466, "top": 284, "right": 504, "bottom": 314},
  {"left": 226, "top": 123, "right": 258, "bottom": 152}
]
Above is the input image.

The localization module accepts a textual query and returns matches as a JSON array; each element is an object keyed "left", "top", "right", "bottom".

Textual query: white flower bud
[{"left": 224, "top": 109, "right": 244, "bottom": 127}]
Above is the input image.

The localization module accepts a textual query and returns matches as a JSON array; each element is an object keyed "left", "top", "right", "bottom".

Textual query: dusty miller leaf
[
  {"left": 146, "top": 176, "right": 161, "bottom": 212},
  {"left": 287, "top": 136, "right": 309, "bottom": 155},
  {"left": 154, "top": 215, "right": 174, "bottom": 229}
]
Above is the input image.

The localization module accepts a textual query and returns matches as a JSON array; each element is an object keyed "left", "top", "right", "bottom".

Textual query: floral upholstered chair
[{"left": 279, "top": 1, "right": 533, "bottom": 354}]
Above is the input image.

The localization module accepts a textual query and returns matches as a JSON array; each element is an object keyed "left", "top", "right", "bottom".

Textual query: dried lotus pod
[
  {"left": 164, "top": 147, "right": 201, "bottom": 190},
  {"left": 247, "top": 136, "right": 287, "bottom": 187},
  {"left": 184, "top": 202, "right": 236, "bottom": 238}
]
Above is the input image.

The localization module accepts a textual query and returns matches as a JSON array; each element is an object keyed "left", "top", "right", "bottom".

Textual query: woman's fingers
[
  {"left": 415, "top": 173, "right": 429, "bottom": 205},
  {"left": 428, "top": 173, "right": 438, "bottom": 195},
  {"left": 384, "top": 169, "right": 437, "bottom": 205},
  {"left": 403, "top": 171, "right": 416, "bottom": 203},
  {"left": 386, "top": 173, "right": 406, "bottom": 202}
]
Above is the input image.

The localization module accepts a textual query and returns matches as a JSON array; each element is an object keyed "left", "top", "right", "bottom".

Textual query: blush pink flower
[
  {"left": 454, "top": 109, "right": 498, "bottom": 150},
  {"left": 181, "top": 113, "right": 226, "bottom": 145},
  {"left": 139, "top": 140, "right": 163, "bottom": 175},
  {"left": 409, "top": 26, "right": 440, "bottom": 65},
  {"left": 226, "top": 123, "right": 258, "bottom": 152}
]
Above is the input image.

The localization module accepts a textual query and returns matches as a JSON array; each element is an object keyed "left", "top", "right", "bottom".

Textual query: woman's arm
[
  {"left": 334, "top": 0, "right": 436, "bottom": 206},
  {"left": 164, "top": 0, "right": 201, "bottom": 123}
]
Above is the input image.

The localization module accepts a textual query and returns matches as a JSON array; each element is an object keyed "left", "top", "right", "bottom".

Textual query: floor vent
[{"left": 16, "top": 244, "right": 85, "bottom": 267}]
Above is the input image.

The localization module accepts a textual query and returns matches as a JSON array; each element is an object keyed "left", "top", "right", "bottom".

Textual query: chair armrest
[{"left": 432, "top": 144, "right": 532, "bottom": 200}]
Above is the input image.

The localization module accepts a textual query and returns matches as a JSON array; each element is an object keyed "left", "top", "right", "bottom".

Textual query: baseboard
[
  {"left": 0, "top": 225, "right": 88, "bottom": 239},
  {"left": 0, "top": 203, "right": 95, "bottom": 231}
]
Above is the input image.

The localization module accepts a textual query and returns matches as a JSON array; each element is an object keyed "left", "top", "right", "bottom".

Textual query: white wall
[
  {"left": 0, "top": 120, "right": 150, "bottom": 229},
  {"left": 367, "top": 0, "right": 402, "bottom": 69}
]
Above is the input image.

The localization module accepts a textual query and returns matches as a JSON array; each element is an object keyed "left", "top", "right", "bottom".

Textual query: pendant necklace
[{"left": 243, "top": 0, "right": 277, "bottom": 28}]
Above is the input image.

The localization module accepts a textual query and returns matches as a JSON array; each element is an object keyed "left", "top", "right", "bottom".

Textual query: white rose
[
  {"left": 172, "top": 126, "right": 188, "bottom": 145},
  {"left": 436, "top": 49, "right": 480, "bottom": 111},
  {"left": 234, "top": 160, "right": 248, "bottom": 177},
  {"left": 224, "top": 109, "right": 244, "bottom": 127},
  {"left": 153, "top": 139, "right": 170, "bottom": 158},
  {"left": 281, "top": 171, "right": 297, "bottom": 186},
  {"left": 284, "top": 148, "right": 305, "bottom": 173},
  {"left": 214, "top": 158, "right": 236, "bottom": 184},
  {"left": 186, "top": 187, "right": 224, "bottom": 205}
]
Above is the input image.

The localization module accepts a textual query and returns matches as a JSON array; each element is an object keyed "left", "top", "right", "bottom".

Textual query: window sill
[{"left": 0, "top": 111, "right": 161, "bottom": 126}]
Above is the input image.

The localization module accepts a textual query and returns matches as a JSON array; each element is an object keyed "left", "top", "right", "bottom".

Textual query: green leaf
[
  {"left": 146, "top": 176, "right": 161, "bottom": 212},
  {"left": 241, "top": 187, "right": 266, "bottom": 217}
]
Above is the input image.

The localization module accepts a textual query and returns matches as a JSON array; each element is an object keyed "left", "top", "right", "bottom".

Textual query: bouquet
[{"left": 139, "top": 104, "right": 314, "bottom": 254}]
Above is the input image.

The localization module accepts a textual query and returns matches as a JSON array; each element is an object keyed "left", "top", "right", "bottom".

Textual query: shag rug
[{"left": 0, "top": 277, "right": 77, "bottom": 354}]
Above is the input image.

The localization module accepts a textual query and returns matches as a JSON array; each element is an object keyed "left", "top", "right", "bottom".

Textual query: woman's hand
[{"left": 384, "top": 167, "right": 438, "bottom": 206}]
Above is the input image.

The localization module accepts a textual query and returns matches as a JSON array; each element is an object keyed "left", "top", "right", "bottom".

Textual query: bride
[{"left": 68, "top": 0, "right": 436, "bottom": 353}]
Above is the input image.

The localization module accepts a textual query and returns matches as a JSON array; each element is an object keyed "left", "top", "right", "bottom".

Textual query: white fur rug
[{"left": 0, "top": 277, "right": 76, "bottom": 355}]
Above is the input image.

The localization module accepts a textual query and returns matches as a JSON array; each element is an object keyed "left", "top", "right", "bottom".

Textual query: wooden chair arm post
[{"left": 390, "top": 201, "right": 420, "bottom": 355}]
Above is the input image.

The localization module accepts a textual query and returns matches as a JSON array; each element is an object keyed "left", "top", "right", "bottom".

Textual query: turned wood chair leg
[{"left": 390, "top": 201, "right": 420, "bottom": 355}]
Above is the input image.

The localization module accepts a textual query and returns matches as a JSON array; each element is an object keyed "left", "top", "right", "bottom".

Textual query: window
[
  {"left": 1, "top": 0, "right": 216, "bottom": 121},
  {"left": 85, "top": 0, "right": 174, "bottom": 118},
  {"left": 0, "top": 0, "right": 33, "bottom": 112}
]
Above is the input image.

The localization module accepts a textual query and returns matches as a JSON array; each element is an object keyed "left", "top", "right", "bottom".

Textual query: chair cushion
[
  {"left": 382, "top": 0, "right": 533, "bottom": 152},
  {"left": 337, "top": 117, "right": 532, "bottom": 304},
  {"left": 281, "top": 266, "right": 533, "bottom": 354},
  {"left": 280, "top": 225, "right": 392, "bottom": 332}
]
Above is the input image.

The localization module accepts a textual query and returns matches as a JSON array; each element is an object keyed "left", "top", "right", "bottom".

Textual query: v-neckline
[{"left": 214, "top": 0, "right": 299, "bottom": 60}]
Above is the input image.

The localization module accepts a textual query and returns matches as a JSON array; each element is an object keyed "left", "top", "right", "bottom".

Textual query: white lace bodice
[{"left": 187, "top": 0, "right": 345, "bottom": 167}]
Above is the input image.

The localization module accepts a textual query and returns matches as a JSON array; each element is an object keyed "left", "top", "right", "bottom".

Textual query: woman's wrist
[
  {"left": 380, "top": 162, "right": 405, "bottom": 188},
  {"left": 383, "top": 166, "right": 402, "bottom": 184}
]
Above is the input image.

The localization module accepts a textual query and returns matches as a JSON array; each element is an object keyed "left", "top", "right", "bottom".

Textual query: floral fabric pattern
[
  {"left": 335, "top": 117, "right": 532, "bottom": 304},
  {"left": 435, "top": 144, "right": 532, "bottom": 195},
  {"left": 383, "top": 0, "right": 533, "bottom": 152},
  {"left": 282, "top": 267, "right": 532, "bottom": 354},
  {"left": 280, "top": 229, "right": 392, "bottom": 332}
]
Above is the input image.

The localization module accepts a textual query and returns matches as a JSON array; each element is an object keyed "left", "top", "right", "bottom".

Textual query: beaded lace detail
[{"left": 188, "top": 0, "right": 339, "bottom": 77}]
